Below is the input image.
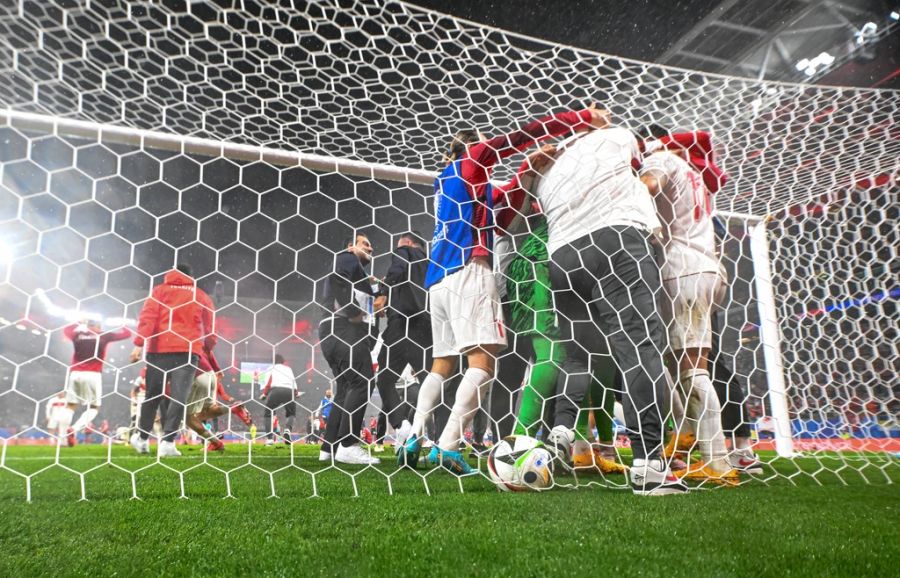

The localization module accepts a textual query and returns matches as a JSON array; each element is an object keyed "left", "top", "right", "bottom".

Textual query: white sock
[
  {"left": 734, "top": 436, "right": 751, "bottom": 451},
  {"left": 681, "top": 369, "right": 729, "bottom": 472},
  {"left": 438, "top": 367, "right": 492, "bottom": 451},
  {"left": 58, "top": 407, "right": 74, "bottom": 438},
  {"left": 72, "top": 407, "right": 98, "bottom": 433},
  {"left": 667, "top": 366, "right": 691, "bottom": 436},
  {"left": 396, "top": 419, "right": 411, "bottom": 446},
  {"left": 410, "top": 372, "right": 443, "bottom": 439}
]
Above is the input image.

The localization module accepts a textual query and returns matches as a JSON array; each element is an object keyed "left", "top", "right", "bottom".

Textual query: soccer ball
[{"left": 487, "top": 435, "right": 554, "bottom": 492}]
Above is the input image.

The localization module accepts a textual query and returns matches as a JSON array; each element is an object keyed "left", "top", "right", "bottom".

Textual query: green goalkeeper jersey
[{"left": 505, "top": 216, "right": 559, "bottom": 338}]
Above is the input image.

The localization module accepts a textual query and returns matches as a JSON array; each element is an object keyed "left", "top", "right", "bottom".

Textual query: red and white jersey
[
  {"left": 45, "top": 395, "right": 66, "bottom": 420},
  {"left": 64, "top": 324, "right": 131, "bottom": 372},
  {"left": 535, "top": 127, "right": 661, "bottom": 256},
  {"left": 642, "top": 151, "right": 720, "bottom": 278}
]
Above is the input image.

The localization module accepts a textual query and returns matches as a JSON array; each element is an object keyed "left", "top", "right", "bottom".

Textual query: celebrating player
[
  {"left": 261, "top": 354, "right": 298, "bottom": 445},
  {"left": 59, "top": 320, "right": 131, "bottom": 446},
  {"left": 529, "top": 114, "right": 687, "bottom": 496},
  {"left": 398, "top": 105, "right": 607, "bottom": 474},
  {"left": 44, "top": 391, "right": 66, "bottom": 440},
  {"left": 640, "top": 128, "right": 738, "bottom": 485}
]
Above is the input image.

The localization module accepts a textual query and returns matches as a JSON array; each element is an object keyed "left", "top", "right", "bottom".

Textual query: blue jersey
[{"left": 424, "top": 159, "right": 494, "bottom": 289}]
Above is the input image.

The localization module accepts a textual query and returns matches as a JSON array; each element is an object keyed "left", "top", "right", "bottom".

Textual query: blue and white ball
[{"left": 487, "top": 435, "right": 554, "bottom": 492}]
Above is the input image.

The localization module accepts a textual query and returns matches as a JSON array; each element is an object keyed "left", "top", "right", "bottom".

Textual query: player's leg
[
  {"left": 59, "top": 373, "right": 79, "bottom": 445},
  {"left": 138, "top": 358, "right": 167, "bottom": 443},
  {"left": 71, "top": 372, "right": 101, "bottom": 434},
  {"left": 329, "top": 320, "right": 379, "bottom": 464},
  {"left": 671, "top": 273, "right": 735, "bottom": 483},
  {"left": 263, "top": 391, "right": 278, "bottom": 444},
  {"left": 374, "top": 316, "right": 408, "bottom": 432},
  {"left": 572, "top": 357, "right": 628, "bottom": 475},
  {"left": 283, "top": 392, "right": 296, "bottom": 444},
  {"left": 185, "top": 374, "right": 223, "bottom": 452},
  {"left": 579, "top": 228, "right": 685, "bottom": 495},
  {"left": 514, "top": 335, "right": 563, "bottom": 436},
  {"left": 429, "top": 261, "right": 506, "bottom": 474},
  {"left": 470, "top": 402, "right": 488, "bottom": 450},
  {"left": 710, "top": 310, "right": 761, "bottom": 473},
  {"left": 319, "top": 318, "right": 352, "bottom": 458},
  {"left": 431, "top": 345, "right": 501, "bottom": 474},
  {"left": 661, "top": 279, "right": 695, "bottom": 464},
  {"left": 159, "top": 353, "right": 199, "bottom": 456},
  {"left": 400, "top": 283, "right": 456, "bottom": 466},
  {"left": 489, "top": 305, "right": 529, "bottom": 442}
]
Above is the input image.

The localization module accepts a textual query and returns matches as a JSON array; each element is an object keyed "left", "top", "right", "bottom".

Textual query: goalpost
[{"left": 0, "top": 0, "right": 896, "bottom": 499}]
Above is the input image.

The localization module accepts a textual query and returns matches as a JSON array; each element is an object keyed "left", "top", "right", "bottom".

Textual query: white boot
[
  {"left": 335, "top": 444, "right": 380, "bottom": 465},
  {"left": 158, "top": 440, "right": 182, "bottom": 457},
  {"left": 130, "top": 433, "right": 149, "bottom": 455}
]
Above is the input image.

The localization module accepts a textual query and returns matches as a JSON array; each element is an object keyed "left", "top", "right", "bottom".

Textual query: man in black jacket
[
  {"left": 373, "top": 232, "right": 433, "bottom": 450},
  {"left": 318, "top": 233, "right": 380, "bottom": 465}
]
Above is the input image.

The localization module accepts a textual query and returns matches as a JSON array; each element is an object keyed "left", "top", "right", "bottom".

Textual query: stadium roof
[{"left": 407, "top": 0, "right": 900, "bottom": 88}]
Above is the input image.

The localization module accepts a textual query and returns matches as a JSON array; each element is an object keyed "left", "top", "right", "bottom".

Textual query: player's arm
[
  {"left": 63, "top": 323, "right": 77, "bottom": 341},
  {"left": 640, "top": 154, "right": 670, "bottom": 197},
  {"left": 470, "top": 107, "right": 605, "bottom": 167},
  {"left": 331, "top": 253, "right": 368, "bottom": 319},
  {"left": 494, "top": 144, "right": 556, "bottom": 232},
  {"left": 103, "top": 327, "right": 132, "bottom": 347},
  {"left": 261, "top": 374, "right": 272, "bottom": 398},
  {"left": 215, "top": 375, "right": 233, "bottom": 403},
  {"left": 376, "top": 247, "right": 410, "bottom": 315},
  {"left": 640, "top": 171, "right": 667, "bottom": 196}
]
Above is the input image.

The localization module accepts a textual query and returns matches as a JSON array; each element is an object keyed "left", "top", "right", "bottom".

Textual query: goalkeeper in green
[{"left": 495, "top": 145, "right": 626, "bottom": 476}]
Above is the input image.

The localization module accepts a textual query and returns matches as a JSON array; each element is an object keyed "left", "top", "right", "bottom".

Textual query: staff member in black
[
  {"left": 318, "top": 233, "right": 380, "bottom": 465},
  {"left": 372, "top": 232, "right": 433, "bottom": 450}
]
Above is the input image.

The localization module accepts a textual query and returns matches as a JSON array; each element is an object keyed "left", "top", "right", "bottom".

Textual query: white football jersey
[
  {"left": 534, "top": 126, "right": 660, "bottom": 256},
  {"left": 642, "top": 151, "right": 720, "bottom": 278}
]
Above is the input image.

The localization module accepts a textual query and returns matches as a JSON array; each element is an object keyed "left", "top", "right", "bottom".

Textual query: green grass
[{"left": 0, "top": 443, "right": 897, "bottom": 577}]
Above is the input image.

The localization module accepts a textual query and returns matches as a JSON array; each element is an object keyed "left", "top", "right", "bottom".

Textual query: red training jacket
[{"left": 134, "top": 270, "right": 216, "bottom": 356}]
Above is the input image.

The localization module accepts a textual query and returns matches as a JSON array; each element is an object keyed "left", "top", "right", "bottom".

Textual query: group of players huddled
[{"left": 51, "top": 104, "right": 763, "bottom": 496}]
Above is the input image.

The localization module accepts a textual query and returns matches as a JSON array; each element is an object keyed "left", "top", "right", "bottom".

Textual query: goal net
[{"left": 0, "top": 0, "right": 896, "bottom": 499}]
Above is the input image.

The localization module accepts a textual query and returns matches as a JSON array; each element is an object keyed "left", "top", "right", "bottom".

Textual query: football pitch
[{"left": 1, "top": 444, "right": 897, "bottom": 577}]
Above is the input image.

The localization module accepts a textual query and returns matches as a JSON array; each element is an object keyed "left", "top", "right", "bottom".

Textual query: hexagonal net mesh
[{"left": 0, "top": 0, "right": 897, "bottom": 500}]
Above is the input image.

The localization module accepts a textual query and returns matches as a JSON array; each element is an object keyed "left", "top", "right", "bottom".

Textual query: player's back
[
  {"left": 643, "top": 151, "right": 719, "bottom": 277},
  {"left": 535, "top": 126, "right": 659, "bottom": 255}
]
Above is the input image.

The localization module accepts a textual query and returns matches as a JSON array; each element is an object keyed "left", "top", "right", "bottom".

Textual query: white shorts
[
  {"left": 430, "top": 260, "right": 507, "bottom": 358},
  {"left": 186, "top": 371, "right": 216, "bottom": 416},
  {"left": 47, "top": 411, "right": 62, "bottom": 430},
  {"left": 663, "top": 271, "right": 725, "bottom": 351},
  {"left": 65, "top": 371, "right": 103, "bottom": 407}
]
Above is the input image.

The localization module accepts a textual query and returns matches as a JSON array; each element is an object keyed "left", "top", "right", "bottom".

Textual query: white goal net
[{"left": 0, "top": 0, "right": 897, "bottom": 500}]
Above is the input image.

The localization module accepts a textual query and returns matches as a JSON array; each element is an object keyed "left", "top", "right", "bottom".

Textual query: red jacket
[{"left": 134, "top": 270, "right": 216, "bottom": 355}]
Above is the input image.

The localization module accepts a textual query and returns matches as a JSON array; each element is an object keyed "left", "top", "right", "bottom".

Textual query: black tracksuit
[
  {"left": 374, "top": 245, "right": 433, "bottom": 430},
  {"left": 319, "top": 250, "right": 377, "bottom": 453}
]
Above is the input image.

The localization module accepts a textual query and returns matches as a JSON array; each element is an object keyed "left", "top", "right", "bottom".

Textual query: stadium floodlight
[{"left": 891, "top": 11, "right": 899, "bottom": 21}]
